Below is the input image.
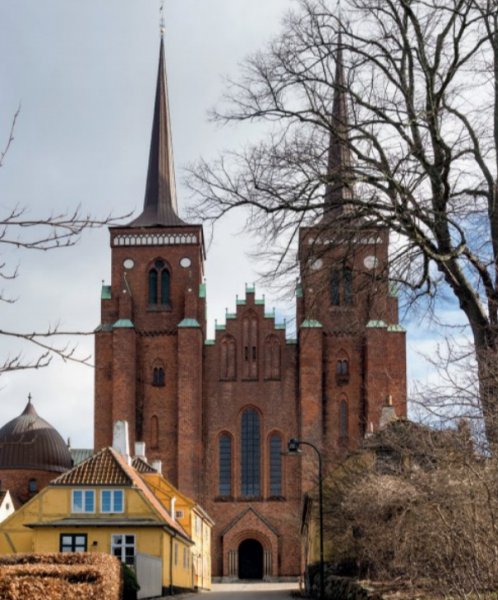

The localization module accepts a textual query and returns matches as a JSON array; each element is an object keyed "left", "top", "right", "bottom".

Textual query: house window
[
  {"left": 148, "top": 260, "right": 170, "bottom": 306},
  {"left": 241, "top": 408, "right": 260, "bottom": 496},
  {"left": 111, "top": 534, "right": 136, "bottom": 566},
  {"left": 72, "top": 490, "right": 95, "bottom": 513},
  {"left": 175, "top": 509, "right": 185, "bottom": 519},
  {"left": 60, "top": 534, "right": 87, "bottom": 553},
  {"left": 152, "top": 367, "right": 165, "bottom": 386},
  {"left": 219, "top": 434, "right": 232, "bottom": 496},
  {"left": 340, "top": 400, "right": 348, "bottom": 437},
  {"left": 101, "top": 490, "right": 124, "bottom": 513},
  {"left": 269, "top": 434, "right": 282, "bottom": 496},
  {"left": 28, "top": 479, "right": 37, "bottom": 493}
]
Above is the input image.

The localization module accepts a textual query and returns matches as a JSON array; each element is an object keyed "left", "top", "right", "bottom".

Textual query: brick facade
[{"left": 93, "top": 220, "right": 407, "bottom": 579}]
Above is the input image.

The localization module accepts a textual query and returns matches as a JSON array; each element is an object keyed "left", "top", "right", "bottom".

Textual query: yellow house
[
  {"left": 0, "top": 447, "right": 195, "bottom": 596},
  {"left": 133, "top": 456, "right": 213, "bottom": 590}
]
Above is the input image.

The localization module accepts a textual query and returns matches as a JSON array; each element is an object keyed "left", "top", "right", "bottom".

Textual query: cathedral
[{"left": 93, "top": 34, "right": 407, "bottom": 580}]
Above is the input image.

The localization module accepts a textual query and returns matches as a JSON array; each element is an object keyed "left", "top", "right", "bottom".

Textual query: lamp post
[{"left": 282, "top": 438, "right": 325, "bottom": 600}]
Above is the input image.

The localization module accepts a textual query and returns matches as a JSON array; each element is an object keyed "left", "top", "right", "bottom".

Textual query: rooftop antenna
[{"left": 159, "top": 0, "right": 165, "bottom": 37}]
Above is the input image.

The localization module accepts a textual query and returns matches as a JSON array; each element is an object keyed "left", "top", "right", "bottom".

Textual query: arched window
[
  {"left": 219, "top": 435, "right": 232, "bottom": 496},
  {"left": 152, "top": 367, "right": 165, "bottom": 386},
  {"left": 221, "top": 336, "right": 236, "bottom": 380},
  {"left": 340, "top": 400, "right": 348, "bottom": 438},
  {"left": 151, "top": 415, "right": 159, "bottom": 449},
  {"left": 243, "top": 313, "right": 258, "bottom": 379},
  {"left": 148, "top": 260, "right": 171, "bottom": 306},
  {"left": 265, "top": 336, "right": 281, "bottom": 380},
  {"left": 269, "top": 434, "right": 282, "bottom": 496},
  {"left": 330, "top": 271, "right": 340, "bottom": 306},
  {"left": 241, "top": 408, "right": 260, "bottom": 496},
  {"left": 337, "top": 360, "right": 349, "bottom": 375},
  {"left": 29, "top": 479, "right": 38, "bottom": 493}
]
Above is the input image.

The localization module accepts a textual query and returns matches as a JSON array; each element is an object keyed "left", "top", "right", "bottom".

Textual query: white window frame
[
  {"left": 71, "top": 489, "right": 95, "bottom": 514},
  {"left": 111, "top": 533, "right": 136, "bottom": 566},
  {"left": 100, "top": 489, "right": 125, "bottom": 514},
  {"left": 175, "top": 509, "right": 184, "bottom": 519}
]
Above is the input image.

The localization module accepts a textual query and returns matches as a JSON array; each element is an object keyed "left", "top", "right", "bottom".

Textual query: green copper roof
[
  {"left": 113, "top": 319, "right": 134, "bottom": 329},
  {"left": 286, "top": 338, "right": 298, "bottom": 345},
  {"left": 199, "top": 283, "right": 206, "bottom": 299},
  {"left": 265, "top": 313, "right": 274, "bottom": 319},
  {"left": 101, "top": 285, "right": 112, "bottom": 300},
  {"left": 388, "top": 324, "right": 406, "bottom": 332},
  {"left": 178, "top": 318, "right": 201, "bottom": 328},
  {"left": 226, "top": 313, "right": 237, "bottom": 320},
  {"left": 236, "top": 299, "right": 246, "bottom": 306},
  {"left": 301, "top": 319, "right": 323, "bottom": 328},
  {"left": 275, "top": 324, "right": 286, "bottom": 330},
  {"left": 215, "top": 323, "right": 226, "bottom": 331},
  {"left": 245, "top": 284, "right": 256, "bottom": 293},
  {"left": 389, "top": 282, "right": 399, "bottom": 298},
  {"left": 366, "top": 319, "right": 388, "bottom": 328},
  {"left": 94, "top": 324, "right": 113, "bottom": 333},
  {"left": 296, "top": 284, "right": 303, "bottom": 299},
  {"left": 255, "top": 299, "right": 265, "bottom": 305},
  {"left": 204, "top": 339, "right": 215, "bottom": 345}
]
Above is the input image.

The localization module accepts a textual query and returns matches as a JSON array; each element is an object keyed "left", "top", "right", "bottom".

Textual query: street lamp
[{"left": 282, "top": 438, "right": 325, "bottom": 600}]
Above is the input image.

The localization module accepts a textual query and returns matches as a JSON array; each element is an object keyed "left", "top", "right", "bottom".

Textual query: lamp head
[{"left": 282, "top": 438, "right": 304, "bottom": 456}]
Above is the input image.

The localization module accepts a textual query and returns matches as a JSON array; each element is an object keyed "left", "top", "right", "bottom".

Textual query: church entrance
[{"left": 238, "top": 539, "right": 264, "bottom": 580}]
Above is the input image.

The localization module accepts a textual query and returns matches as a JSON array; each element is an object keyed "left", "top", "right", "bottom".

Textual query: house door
[{"left": 238, "top": 539, "right": 263, "bottom": 580}]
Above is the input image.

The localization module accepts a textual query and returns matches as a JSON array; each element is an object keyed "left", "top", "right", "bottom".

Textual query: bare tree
[
  {"left": 187, "top": 0, "right": 498, "bottom": 448},
  {"left": 1, "top": 109, "right": 129, "bottom": 374}
]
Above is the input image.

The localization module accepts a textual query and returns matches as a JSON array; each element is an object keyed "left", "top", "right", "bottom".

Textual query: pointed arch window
[
  {"left": 221, "top": 336, "right": 237, "bottom": 380},
  {"left": 330, "top": 267, "right": 354, "bottom": 306},
  {"left": 153, "top": 367, "right": 165, "bottom": 387},
  {"left": 243, "top": 313, "right": 258, "bottom": 379},
  {"left": 149, "top": 260, "right": 171, "bottom": 306},
  {"left": 241, "top": 408, "right": 260, "bottom": 496},
  {"left": 265, "top": 336, "right": 281, "bottom": 380},
  {"left": 269, "top": 434, "right": 282, "bottom": 496},
  {"left": 219, "top": 434, "right": 232, "bottom": 496}
]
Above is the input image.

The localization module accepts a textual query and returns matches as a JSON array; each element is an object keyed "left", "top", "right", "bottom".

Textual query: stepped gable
[{"left": 0, "top": 399, "right": 72, "bottom": 473}]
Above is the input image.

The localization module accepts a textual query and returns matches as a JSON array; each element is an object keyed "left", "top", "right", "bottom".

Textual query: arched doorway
[{"left": 238, "top": 538, "right": 264, "bottom": 580}]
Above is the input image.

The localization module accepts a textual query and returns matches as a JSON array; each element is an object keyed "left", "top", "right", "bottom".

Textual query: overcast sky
[{"left": 0, "top": 0, "right": 451, "bottom": 448}]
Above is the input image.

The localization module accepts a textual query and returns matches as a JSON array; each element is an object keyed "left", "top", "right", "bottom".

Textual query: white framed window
[
  {"left": 72, "top": 489, "right": 95, "bottom": 513},
  {"left": 175, "top": 509, "right": 184, "bottom": 519},
  {"left": 101, "top": 490, "right": 124, "bottom": 513},
  {"left": 111, "top": 534, "right": 136, "bottom": 566}
]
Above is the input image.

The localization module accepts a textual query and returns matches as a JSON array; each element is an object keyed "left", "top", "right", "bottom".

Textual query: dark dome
[{"left": 0, "top": 400, "right": 72, "bottom": 473}]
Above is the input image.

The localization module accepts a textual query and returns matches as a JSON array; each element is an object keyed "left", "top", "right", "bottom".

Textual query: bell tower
[{"left": 94, "top": 35, "right": 205, "bottom": 497}]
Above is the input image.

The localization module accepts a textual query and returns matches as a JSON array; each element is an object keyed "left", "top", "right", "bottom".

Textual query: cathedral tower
[{"left": 94, "top": 36, "right": 205, "bottom": 499}]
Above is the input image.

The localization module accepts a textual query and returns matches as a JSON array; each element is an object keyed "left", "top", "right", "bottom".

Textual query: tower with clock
[{"left": 93, "top": 32, "right": 407, "bottom": 581}]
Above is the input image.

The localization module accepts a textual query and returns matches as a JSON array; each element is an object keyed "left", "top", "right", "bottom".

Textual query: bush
[
  {"left": 121, "top": 562, "right": 140, "bottom": 600},
  {"left": 0, "top": 553, "right": 122, "bottom": 600}
]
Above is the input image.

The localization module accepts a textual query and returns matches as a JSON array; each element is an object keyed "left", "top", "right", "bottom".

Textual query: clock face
[
  {"left": 123, "top": 259, "right": 135, "bottom": 270},
  {"left": 180, "top": 257, "right": 192, "bottom": 268},
  {"left": 310, "top": 258, "right": 323, "bottom": 271},
  {"left": 363, "top": 255, "right": 378, "bottom": 270}
]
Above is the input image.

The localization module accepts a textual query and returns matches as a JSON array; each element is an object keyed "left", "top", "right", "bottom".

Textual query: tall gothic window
[
  {"left": 149, "top": 260, "right": 170, "bottom": 306},
  {"left": 152, "top": 367, "right": 165, "bottom": 386},
  {"left": 221, "top": 336, "right": 237, "bottom": 380},
  {"left": 269, "top": 434, "right": 282, "bottom": 496},
  {"left": 330, "top": 267, "right": 353, "bottom": 306},
  {"left": 265, "top": 336, "right": 281, "bottom": 380},
  {"left": 330, "top": 271, "right": 340, "bottom": 306},
  {"left": 219, "top": 434, "right": 232, "bottom": 496},
  {"left": 243, "top": 313, "right": 258, "bottom": 379},
  {"left": 241, "top": 408, "right": 260, "bottom": 495}
]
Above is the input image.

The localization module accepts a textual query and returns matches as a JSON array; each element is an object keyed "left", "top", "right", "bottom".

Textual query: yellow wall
[{"left": 0, "top": 484, "right": 195, "bottom": 591}]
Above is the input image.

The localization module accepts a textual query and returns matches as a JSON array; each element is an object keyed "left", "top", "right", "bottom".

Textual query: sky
[{"left": 0, "top": 0, "right": 451, "bottom": 448}]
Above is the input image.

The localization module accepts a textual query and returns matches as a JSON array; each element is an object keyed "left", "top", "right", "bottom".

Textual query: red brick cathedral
[{"left": 94, "top": 36, "right": 406, "bottom": 580}]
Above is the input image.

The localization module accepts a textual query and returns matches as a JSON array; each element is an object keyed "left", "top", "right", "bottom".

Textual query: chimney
[
  {"left": 151, "top": 459, "right": 162, "bottom": 475},
  {"left": 135, "top": 441, "right": 146, "bottom": 461},
  {"left": 379, "top": 395, "right": 397, "bottom": 429},
  {"left": 112, "top": 420, "right": 132, "bottom": 465}
]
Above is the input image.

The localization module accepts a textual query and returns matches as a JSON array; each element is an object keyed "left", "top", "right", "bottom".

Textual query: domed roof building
[{"left": 0, "top": 397, "right": 72, "bottom": 504}]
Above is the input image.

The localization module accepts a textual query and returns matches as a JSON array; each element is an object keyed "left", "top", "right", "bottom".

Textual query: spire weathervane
[{"left": 160, "top": 0, "right": 165, "bottom": 37}]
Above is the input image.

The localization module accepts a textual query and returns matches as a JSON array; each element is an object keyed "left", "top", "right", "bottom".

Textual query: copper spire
[
  {"left": 129, "top": 36, "right": 187, "bottom": 227},
  {"left": 324, "top": 28, "right": 354, "bottom": 217}
]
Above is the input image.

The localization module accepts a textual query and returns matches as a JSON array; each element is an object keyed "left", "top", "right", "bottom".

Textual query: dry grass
[{"left": 0, "top": 553, "right": 122, "bottom": 600}]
